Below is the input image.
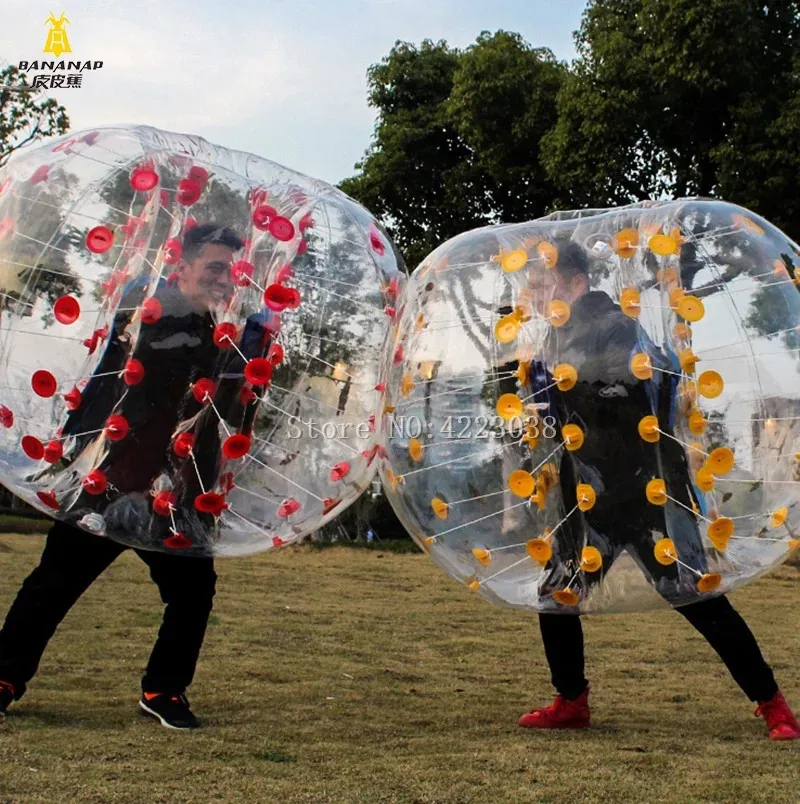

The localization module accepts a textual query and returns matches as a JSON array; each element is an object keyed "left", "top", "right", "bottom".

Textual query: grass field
[{"left": 0, "top": 531, "right": 798, "bottom": 803}]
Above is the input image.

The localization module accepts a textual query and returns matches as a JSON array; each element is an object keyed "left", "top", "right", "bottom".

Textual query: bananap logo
[{"left": 5, "top": 11, "right": 103, "bottom": 92}]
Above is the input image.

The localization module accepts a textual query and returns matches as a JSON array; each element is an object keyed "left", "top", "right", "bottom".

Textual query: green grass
[
  {"left": 0, "top": 532, "right": 798, "bottom": 803},
  {"left": 0, "top": 514, "right": 50, "bottom": 536}
]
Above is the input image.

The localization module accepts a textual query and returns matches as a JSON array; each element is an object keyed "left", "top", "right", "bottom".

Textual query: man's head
[
  {"left": 175, "top": 224, "right": 243, "bottom": 312},
  {"left": 527, "top": 240, "right": 590, "bottom": 316}
]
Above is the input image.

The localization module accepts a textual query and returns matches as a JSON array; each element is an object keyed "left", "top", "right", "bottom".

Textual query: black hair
[
  {"left": 552, "top": 240, "right": 589, "bottom": 281},
  {"left": 182, "top": 224, "right": 243, "bottom": 262}
]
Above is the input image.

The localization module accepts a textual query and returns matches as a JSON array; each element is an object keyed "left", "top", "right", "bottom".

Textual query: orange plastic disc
[
  {"left": 401, "top": 373, "right": 415, "bottom": 396},
  {"left": 408, "top": 438, "right": 423, "bottom": 463},
  {"left": 708, "top": 517, "right": 734, "bottom": 550},
  {"left": 770, "top": 507, "right": 788, "bottom": 528},
  {"left": 495, "top": 314, "right": 521, "bottom": 343},
  {"left": 788, "top": 538, "right": 800, "bottom": 554},
  {"left": 695, "top": 466, "right": 715, "bottom": 492},
  {"left": 515, "top": 361, "right": 530, "bottom": 386},
  {"left": 472, "top": 547, "right": 492, "bottom": 566},
  {"left": 501, "top": 249, "right": 528, "bottom": 273},
  {"left": 614, "top": 228, "right": 639, "bottom": 258},
  {"left": 673, "top": 322, "right": 692, "bottom": 340},
  {"left": 552, "top": 589, "right": 580, "bottom": 607},
  {"left": 576, "top": 483, "right": 596, "bottom": 511},
  {"left": 548, "top": 299, "right": 571, "bottom": 327},
  {"left": 646, "top": 478, "right": 667, "bottom": 505},
  {"left": 657, "top": 267, "right": 679, "bottom": 284},
  {"left": 537, "top": 241, "right": 558, "bottom": 268},
  {"left": 688, "top": 410, "right": 708, "bottom": 435},
  {"left": 707, "top": 447, "right": 734, "bottom": 475},
  {"left": 669, "top": 287, "right": 686, "bottom": 310},
  {"left": 580, "top": 546, "right": 603, "bottom": 572},
  {"left": 497, "top": 393, "right": 523, "bottom": 421},
  {"left": 526, "top": 537, "right": 553, "bottom": 564},
  {"left": 509, "top": 470, "right": 535, "bottom": 498},
  {"left": 562, "top": 424, "right": 584, "bottom": 451},
  {"left": 554, "top": 363, "right": 578, "bottom": 391},
  {"left": 678, "top": 295, "right": 705, "bottom": 322},
  {"left": 679, "top": 348, "right": 700, "bottom": 374},
  {"left": 698, "top": 370, "right": 724, "bottom": 398},
  {"left": 654, "top": 537, "right": 677, "bottom": 565},
  {"left": 422, "top": 536, "right": 435, "bottom": 552},
  {"left": 620, "top": 287, "right": 641, "bottom": 318},
  {"left": 467, "top": 578, "right": 481, "bottom": 592},
  {"left": 638, "top": 415, "right": 660, "bottom": 443},
  {"left": 697, "top": 573, "right": 722, "bottom": 593},
  {"left": 630, "top": 352, "right": 653, "bottom": 380},
  {"left": 649, "top": 234, "right": 679, "bottom": 256},
  {"left": 731, "top": 213, "right": 764, "bottom": 235},
  {"left": 431, "top": 497, "right": 449, "bottom": 520}
]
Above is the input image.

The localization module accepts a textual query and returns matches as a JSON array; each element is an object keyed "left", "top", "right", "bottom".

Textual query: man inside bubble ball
[
  {"left": 512, "top": 240, "right": 800, "bottom": 740},
  {"left": 0, "top": 223, "right": 275, "bottom": 730}
]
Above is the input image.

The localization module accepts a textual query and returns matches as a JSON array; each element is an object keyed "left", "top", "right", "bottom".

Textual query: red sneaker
[
  {"left": 755, "top": 691, "right": 800, "bottom": 741},
  {"left": 519, "top": 687, "right": 590, "bottom": 729}
]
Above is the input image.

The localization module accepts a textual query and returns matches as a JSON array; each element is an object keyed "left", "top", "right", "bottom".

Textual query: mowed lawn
[{"left": 0, "top": 533, "right": 798, "bottom": 804}]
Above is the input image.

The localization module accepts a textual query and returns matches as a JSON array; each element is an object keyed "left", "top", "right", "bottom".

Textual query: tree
[
  {"left": 340, "top": 33, "right": 566, "bottom": 268},
  {"left": 541, "top": 0, "right": 800, "bottom": 242},
  {"left": 0, "top": 63, "right": 69, "bottom": 167}
]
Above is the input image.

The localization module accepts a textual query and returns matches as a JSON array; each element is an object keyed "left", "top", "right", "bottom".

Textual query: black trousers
[
  {"left": 0, "top": 521, "right": 216, "bottom": 699},
  {"left": 539, "top": 595, "right": 778, "bottom": 703}
]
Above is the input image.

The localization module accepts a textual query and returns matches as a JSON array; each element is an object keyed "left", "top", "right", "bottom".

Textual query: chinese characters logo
[{"left": 43, "top": 13, "right": 72, "bottom": 58}]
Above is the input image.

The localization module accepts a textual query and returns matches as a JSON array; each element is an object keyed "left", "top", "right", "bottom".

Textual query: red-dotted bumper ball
[
  {"left": 378, "top": 199, "right": 800, "bottom": 613},
  {"left": 0, "top": 125, "right": 404, "bottom": 555}
]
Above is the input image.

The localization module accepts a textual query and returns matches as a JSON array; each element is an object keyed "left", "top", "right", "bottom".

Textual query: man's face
[{"left": 176, "top": 242, "right": 235, "bottom": 312}]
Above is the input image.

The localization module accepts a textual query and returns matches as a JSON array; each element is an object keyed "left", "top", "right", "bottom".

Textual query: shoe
[
  {"left": 0, "top": 680, "right": 14, "bottom": 720},
  {"left": 755, "top": 690, "right": 800, "bottom": 741},
  {"left": 519, "top": 686, "right": 590, "bottom": 729},
  {"left": 139, "top": 693, "right": 199, "bottom": 730}
]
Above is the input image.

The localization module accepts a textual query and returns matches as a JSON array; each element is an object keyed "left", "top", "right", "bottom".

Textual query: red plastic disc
[
  {"left": 105, "top": 414, "right": 129, "bottom": 441},
  {"left": 244, "top": 358, "right": 272, "bottom": 386},
  {"left": 323, "top": 497, "right": 341, "bottom": 514},
  {"left": 22, "top": 435, "right": 44, "bottom": 460},
  {"left": 393, "top": 344, "right": 404, "bottom": 365},
  {"left": 370, "top": 228, "right": 385, "bottom": 255},
  {"left": 249, "top": 188, "right": 269, "bottom": 208},
  {"left": 269, "top": 216, "right": 295, "bottom": 242},
  {"left": 130, "top": 167, "right": 159, "bottom": 192},
  {"left": 278, "top": 498, "right": 301, "bottom": 518},
  {"left": 63, "top": 387, "right": 82, "bottom": 411},
  {"left": 0, "top": 177, "right": 13, "bottom": 196},
  {"left": 263, "top": 284, "right": 297, "bottom": 312},
  {"left": 123, "top": 358, "right": 145, "bottom": 386},
  {"left": 164, "top": 532, "right": 192, "bottom": 549},
  {"left": 140, "top": 297, "right": 162, "bottom": 324},
  {"left": 30, "top": 165, "right": 50, "bottom": 184},
  {"left": 43, "top": 439, "right": 63, "bottom": 463},
  {"left": 184, "top": 216, "right": 198, "bottom": 233},
  {"left": 386, "top": 277, "right": 399, "bottom": 299},
  {"left": 213, "top": 322, "right": 238, "bottom": 348},
  {"left": 194, "top": 492, "right": 226, "bottom": 516},
  {"left": 160, "top": 189, "right": 169, "bottom": 207},
  {"left": 299, "top": 213, "right": 314, "bottom": 232},
  {"left": 173, "top": 432, "right": 195, "bottom": 458},
  {"left": 252, "top": 204, "right": 278, "bottom": 231},
  {"left": 36, "top": 490, "right": 60, "bottom": 510},
  {"left": 52, "top": 138, "right": 77, "bottom": 153},
  {"left": 275, "top": 263, "right": 294, "bottom": 283},
  {"left": 330, "top": 461, "right": 351, "bottom": 482},
  {"left": 32, "top": 370, "right": 57, "bottom": 398},
  {"left": 82, "top": 469, "right": 107, "bottom": 495},
  {"left": 296, "top": 240, "right": 308, "bottom": 256},
  {"left": 81, "top": 132, "right": 100, "bottom": 145},
  {"left": 222, "top": 433, "right": 251, "bottom": 459},
  {"left": 221, "top": 472, "right": 235, "bottom": 492},
  {"left": 367, "top": 414, "right": 376, "bottom": 432},
  {"left": 384, "top": 305, "right": 396, "bottom": 319},
  {"left": 0, "top": 405, "right": 13, "bottom": 427},
  {"left": 0, "top": 217, "right": 14, "bottom": 241},
  {"left": 163, "top": 237, "right": 183, "bottom": 264},
  {"left": 177, "top": 178, "right": 202, "bottom": 206},
  {"left": 240, "top": 386, "right": 257, "bottom": 405},
  {"left": 54, "top": 295, "right": 81, "bottom": 325},
  {"left": 192, "top": 378, "right": 217, "bottom": 403},
  {"left": 188, "top": 166, "right": 209, "bottom": 186},
  {"left": 86, "top": 226, "right": 114, "bottom": 254},
  {"left": 267, "top": 342, "right": 284, "bottom": 366},
  {"left": 152, "top": 490, "right": 177, "bottom": 517},
  {"left": 271, "top": 536, "right": 285, "bottom": 548},
  {"left": 231, "top": 260, "right": 254, "bottom": 287}
]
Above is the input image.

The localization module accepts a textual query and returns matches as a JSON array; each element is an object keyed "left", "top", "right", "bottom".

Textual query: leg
[
  {"left": 676, "top": 595, "right": 778, "bottom": 703},
  {"left": 538, "top": 613, "right": 588, "bottom": 699},
  {"left": 0, "top": 521, "right": 124, "bottom": 698},
  {"left": 137, "top": 550, "right": 216, "bottom": 695}
]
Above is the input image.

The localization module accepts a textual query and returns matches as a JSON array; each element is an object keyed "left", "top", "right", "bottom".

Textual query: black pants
[
  {"left": 0, "top": 521, "right": 216, "bottom": 699},
  {"left": 539, "top": 595, "right": 778, "bottom": 703}
]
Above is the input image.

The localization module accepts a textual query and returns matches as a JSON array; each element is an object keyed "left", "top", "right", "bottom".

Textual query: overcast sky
[{"left": 1, "top": 0, "right": 586, "bottom": 185}]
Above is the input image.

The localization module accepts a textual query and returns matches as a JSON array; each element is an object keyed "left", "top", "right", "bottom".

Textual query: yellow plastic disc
[
  {"left": 673, "top": 322, "right": 692, "bottom": 340},
  {"left": 537, "top": 241, "right": 558, "bottom": 268},
  {"left": 408, "top": 438, "right": 423, "bottom": 463},
  {"left": 495, "top": 314, "right": 521, "bottom": 343},
  {"left": 552, "top": 589, "right": 580, "bottom": 607},
  {"left": 669, "top": 227, "right": 683, "bottom": 247},
  {"left": 638, "top": 415, "right": 660, "bottom": 443},
  {"left": 548, "top": 299, "right": 571, "bottom": 327},
  {"left": 628, "top": 353, "right": 652, "bottom": 381},
  {"left": 540, "top": 463, "right": 558, "bottom": 490},
  {"left": 530, "top": 487, "right": 547, "bottom": 510},
  {"left": 788, "top": 538, "right": 800, "bottom": 554},
  {"left": 678, "top": 295, "right": 705, "bottom": 322},
  {"left": 708, "top": 517, "right": 734, "bottom": 550},
  {"left": 731, "top": 213, "right": 764, "bottom": 236},
  {"left": 526, "top": 537, "right": 553, "bottom": 564},
  {"left": 698, "top": 370, "right": 724, "bottom": 398},
  {"left": 386, "top": 469, "right": 399, "bottom": 492},
  {"left": 646, "top": 478, "right": 667, "bottom": 505},
  {"left": 431, "top": 497, "right": 449, "bottom": 520},
  {"left": 501, "top": 249, "right": 528, "bottom": 273},
  {"left": 669, "top": 287, "right": 685, "bottom": 310},
  {"left": 695, "top": 465, "right": 715, "bottom": 492},
  {"left": 554, "top": 363, "right": 578, "bottom": 391},
  {"left": 654, "top": 537, "right": 677, "bottom": 565},
  {"left": 580, "top": 546, "right": 603, "bottom": 573},
  {"left": 679, "top": 348, "right": 700, "bottom": 374},
  {"left": 770, "top": 507, "right": 788, "bottom": 528},
  {"left": 688, "top": 410, "right": 708, "bottom": 435},
  {"left": 472, "top": 547, "right": 492, "bottom": 566},
  {"left": 657, "top": 267, "right": 679, "bottom": 284},
  {"left": 509, "top": 470, "right": 535, "bottom": 498},
  {"left": 414, "top": 313, "right": 426, "bottom": 334},
  {"left": 649, "top": 234, "right": 679, "bottom": 256},
  {"left": 614, "top": 228, "right": 639, "bottom": 258},
  {"left": 401, "top": 373, "right": 415, "bottom": 396},
  {"left": 620, "top": 287, "right": 641, "bottom": 318},
  {"left": 383, "top": 404, "right": 396, "bottom": 415},
  {"left": 678, "top": 381, "right": 698, "bottom": 406},
  {"left": 467, "top": 578, "right": 481, "bottom": 592},
  {"left": 562, "top": 424, "right": 584, "bottom": 451},
  {"left": 515, "top": 361, "right": 530, "bottom": 386},
  {"left": 576, "top": 483, "right": 596, "bottom": 511},
  {"left": 421, "top": 536, "right": 435, "bottom": 552},
  {"left": 697, "top": 573, "right": 722, "bottom": 593},
  {"left": 707, "top": 447, "right": 734, "bottom": 475},
  {"left": 496, "top": 395, "right": 521, "bottom": 423},
  {"left": 523, "top": 427, "right": 540, "bottom": 450}
]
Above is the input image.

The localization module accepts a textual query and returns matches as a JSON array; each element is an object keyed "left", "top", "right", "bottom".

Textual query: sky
[{"left": 0, "top": 0, "right": 586, "bottom": 186}]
